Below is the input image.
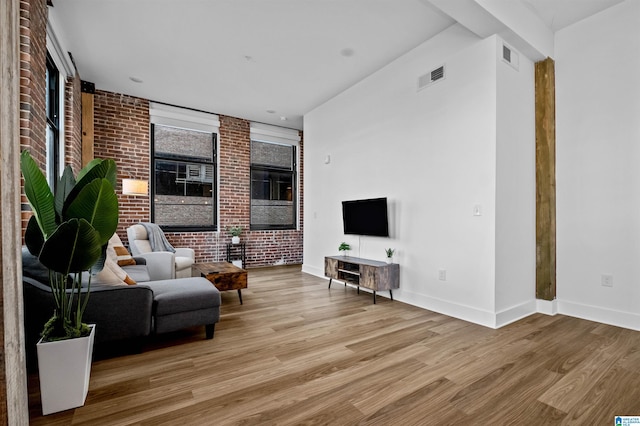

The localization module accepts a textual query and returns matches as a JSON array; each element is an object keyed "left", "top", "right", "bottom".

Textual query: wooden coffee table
[{"left": 193, "top": 262, "right": 248, "bottom": 304}]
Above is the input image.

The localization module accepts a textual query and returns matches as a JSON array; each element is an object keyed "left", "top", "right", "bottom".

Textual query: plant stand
[{"left": 36, "top": 325, "right": 95, "bottom": 415}]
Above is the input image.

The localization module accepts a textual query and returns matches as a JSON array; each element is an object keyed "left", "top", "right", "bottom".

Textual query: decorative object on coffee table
[{"left": 193, "top": 261, "right": 248, "bottom": 304}]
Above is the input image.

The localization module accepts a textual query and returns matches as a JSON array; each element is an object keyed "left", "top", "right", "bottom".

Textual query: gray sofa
[{"left": 22, "top": 248, "right": 221, "bottom": 363}]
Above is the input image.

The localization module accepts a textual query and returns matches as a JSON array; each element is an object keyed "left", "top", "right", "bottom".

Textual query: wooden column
[
  {"left": 535, "top": 57, "right": 556, "bottom": 301},
  {"left": 0, "top": 0, "right": 29, "bottom": 423},
  {"left": 81, "top": 81, "right": 95, "bottom": 167}
]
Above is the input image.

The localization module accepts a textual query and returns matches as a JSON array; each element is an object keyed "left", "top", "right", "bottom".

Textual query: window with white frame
[
  {"left": 250, "top": 123, "right": 300, "bottom": 230},
  {"left": 150, "top": 103, "right": 219, "bottom": 231}
]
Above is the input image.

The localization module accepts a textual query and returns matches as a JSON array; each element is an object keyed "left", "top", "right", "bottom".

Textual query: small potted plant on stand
[
  {"left": 385, "top": 248, "right": 395, "bottom": 264},
  {"left": 339, "top": 242, "right": 351, "bottom": 257},
  {"left": 21, "top": 151, "right": 119, "bottom": 415},
  {"left": 229, "top": 225, "right": 242, "bottom": 244}
]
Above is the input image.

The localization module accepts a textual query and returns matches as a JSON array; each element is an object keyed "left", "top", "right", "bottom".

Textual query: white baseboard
[
  {"left": 557, "top": 300, "right": 640, "bottom": 331},
  {"left": 301, "top": 263, "right": 323, "bottom": 277},
  {"left": 495, "top": 300, "right": 537, "bottom": 328},
  {"left": 301, "top": 264, "right": 639, "bottom": 331},
  {"left": 398, "top": 290, "right": 497, "bottom": 328},
  {"left": 536, "top": 298, "right": 558, "bottom": 316}
]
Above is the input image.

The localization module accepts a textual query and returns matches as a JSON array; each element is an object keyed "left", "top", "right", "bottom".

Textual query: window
[
  {"left": 250, "top": 139, "right": 297, "bottom": 230},
  {"left": 45, "top": 53, "right": 60, "bottom": 189},
  {"left": 152, "top": 124, "right": 217, "bottom": 230}
]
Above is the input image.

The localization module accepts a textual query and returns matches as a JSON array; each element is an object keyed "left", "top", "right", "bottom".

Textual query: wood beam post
[
  {"left": 535, "top": 57, "right": 556, "bottom": 301},
  {"left": 81, "top": 81, "right": 95, "bottom": 167},
  {"left": 0, "top": 0, "right": 29, "bottom": 423}
]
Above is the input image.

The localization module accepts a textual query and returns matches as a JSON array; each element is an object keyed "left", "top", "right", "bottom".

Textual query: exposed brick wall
[
  {"left": 64, "top": 73, "right": 82, "bottom": 174},
  {"left": 92, "top": 91, "right": 151, "bottom": 239},
  {"left": 219, "top": 115, "right": 251, "bottom": 231},
  {"left": 19, "top": 0, "right": 48, "bottom": 234},
  {"left": 92, "top": 93, "right": 304, "bottom": 268}
]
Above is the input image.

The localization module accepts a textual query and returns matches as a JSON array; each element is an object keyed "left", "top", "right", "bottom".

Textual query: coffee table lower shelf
[{"left": 193, "top": 262, "right": 248, "bottom": 304}]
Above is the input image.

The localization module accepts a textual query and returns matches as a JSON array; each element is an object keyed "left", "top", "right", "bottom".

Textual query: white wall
[
  {"left": 303, "top": 24, "right": 536, "bottom": 327},
  {"left": 555, "top": 0, "right": 640, "bottom": 330},
  {"left": 494, "top": 39, "right": 536, "bottom": 326}
]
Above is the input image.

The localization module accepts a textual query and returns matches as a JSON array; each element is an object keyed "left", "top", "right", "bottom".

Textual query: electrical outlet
[
  {"left": 601, "top": 274, "right": 613, "bottom": 287},
  {"left": 438, "top": 269, "right": 447, "bottom": 281}
]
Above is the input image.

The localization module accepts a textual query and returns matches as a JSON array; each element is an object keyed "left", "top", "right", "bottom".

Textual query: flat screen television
[{"left": 342, "top": 197, "right": 389, "bottom": 237}]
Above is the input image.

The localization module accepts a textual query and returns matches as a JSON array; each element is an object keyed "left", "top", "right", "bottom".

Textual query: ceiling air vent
[
  {"left": 502, "top": 43, "right": 519, "bottom": 71},
  {"left": 417, "top": 64, "right": 445, "bottom": 91}
]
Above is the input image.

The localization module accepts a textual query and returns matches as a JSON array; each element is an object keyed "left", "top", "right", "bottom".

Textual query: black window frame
[
  {"left": 250, "top": 141, "right": 297, "bottom": 231},
  {"left": 45, "top": 53, "right": 60, "bottom": 191},
  {"left": 151, "top": 123, "right": 218, "bottom": 232}
]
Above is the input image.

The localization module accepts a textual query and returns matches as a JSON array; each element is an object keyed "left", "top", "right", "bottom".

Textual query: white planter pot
[
  {"left": 37, "top": 324, "right": 95, "bottom": 415},
  {"left": 231, "top": 236, "right": 240, "bottom": 244},
  {"left": 386, "top": 258, "right": 393, "bottom": 264}
]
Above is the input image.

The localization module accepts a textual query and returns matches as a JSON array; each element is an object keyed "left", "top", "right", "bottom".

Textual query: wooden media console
[{"left": 324, "top": 255, "right": 399, "bottom": 304}]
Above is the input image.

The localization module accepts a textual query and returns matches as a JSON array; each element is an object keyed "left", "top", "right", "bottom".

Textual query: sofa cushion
[
  {"left": 22, "top": 247, "right": 53, "bottom": 285},
  {"left": 83, "top": 258, "right": 132, "bottom": 286},
  {"left": 146, "top": 278, "right": 220, "bottom": 316},
  {"left": 123, "top": 264, "right": 151, "bottom": 283},
  {"left": 108, "top": 233, "right": 137, "bottom": 266}
]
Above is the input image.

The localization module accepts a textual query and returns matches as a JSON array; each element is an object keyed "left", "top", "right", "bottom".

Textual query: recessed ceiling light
[
  {"left": 266, "top": 110, "right": 276, "bottom": 114},
  {"left": 129, "top": 77, "right": 143, "bottom": 83},
  {"left": 280, "top": 116, "right": 287, "bottom": 121},
  {"left": 340, "top": 48, "right": 355, "bottom": 58}
]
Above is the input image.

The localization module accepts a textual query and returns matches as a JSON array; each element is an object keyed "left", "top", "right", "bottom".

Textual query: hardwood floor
[{"left": 27, "top": 266, "right": 640, "bottom": 425}]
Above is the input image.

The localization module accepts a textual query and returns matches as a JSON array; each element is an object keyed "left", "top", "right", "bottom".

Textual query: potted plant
[
  {"left": 338, "top": 242, "right": 351, "bottom": 257},
  {"left": 21, "top": 151, "right": 119, "bottom": 415},
  {"left": 385, "top": 248, "right": 395, "bottom": 264},
  {"left": 228, "top": 225, "right": 242, "bottom": 244}
]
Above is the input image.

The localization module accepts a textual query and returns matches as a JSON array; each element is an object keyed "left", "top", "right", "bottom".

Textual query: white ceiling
[{"left": 49, "top": 0, "right": 623, "bottom": 130}]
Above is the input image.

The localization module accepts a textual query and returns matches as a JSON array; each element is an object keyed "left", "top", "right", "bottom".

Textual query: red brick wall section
[
  {"left": 19, "top": 0, "right": 48, "bottom": 234},
  {"left": 218, "top": 115, "right": 251, "bottom": 232},
  {"left": 64, "top": 73, "right": 82, "bottom": 174},
  {"left": 92, "top": 90, "right": 151, "bottom": 239},
  {"left": 91, "top": 94, "right": 304, "bottom": 267}
]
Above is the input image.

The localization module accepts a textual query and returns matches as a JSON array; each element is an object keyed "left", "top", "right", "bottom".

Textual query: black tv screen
[{"left": 342, "top": 197, "right": 389, "bottom": 237}]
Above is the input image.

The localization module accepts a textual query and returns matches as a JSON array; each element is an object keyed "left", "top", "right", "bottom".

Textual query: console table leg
[
  {"left": 238, "top": 289, "right": 243, "bottom": 305},
  {"left": 373, "top": 291, "right": 377, "bottom": 304},
  {"left": 328, "top": 278, "right": 332, "bottom": 289},
  {"left": 390, "top": 290, "right": 393, "bottom": 301}
]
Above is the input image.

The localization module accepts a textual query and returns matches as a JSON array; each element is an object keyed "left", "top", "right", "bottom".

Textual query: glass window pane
[
  {"left": 154, "top": 125, "right": 213, "bottom": 161},
  {"left": 152, "top": 123, "right": 216, "bottom": 229},
  {"left": 251, "top": 141, "right": 293, "bottom": 169}
]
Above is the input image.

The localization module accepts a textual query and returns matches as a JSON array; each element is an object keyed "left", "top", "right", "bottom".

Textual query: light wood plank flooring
[{"left": 27, "top": 266, "right": 640, "bottom": 425}]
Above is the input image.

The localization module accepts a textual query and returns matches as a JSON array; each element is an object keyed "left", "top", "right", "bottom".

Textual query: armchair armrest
[
  {"left": 136, "top": 251, "right": 176, "bottom": 280},
  {"left": 175, "top": 247, "right": 195, "bottom": 261}
]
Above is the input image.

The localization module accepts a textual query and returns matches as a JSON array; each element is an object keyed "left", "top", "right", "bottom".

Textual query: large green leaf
[
  {"left": 24, "top": 215, "right": 44, "bottom": 256},
  {"left": 65, "top": 178, "right": 119, "bottom": 245},
  {"left": 20, "top": 151, "right": 57, "bottom": 238},
  {"left": 54, "top": 166, "right": 76, "bottom": 218},
  {"left": 75, "top": 158, "right": 103, "bottom": 182},
  {"left": 38, "top": 219, "right": 102, "bottom": 273},
  {"left": 64, "top": 159, "right": 117, "bottom": 216}
]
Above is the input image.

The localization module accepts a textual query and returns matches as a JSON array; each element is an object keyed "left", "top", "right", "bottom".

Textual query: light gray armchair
[{"left": 126, "top": 224, "right": 195, "bottom": 279}]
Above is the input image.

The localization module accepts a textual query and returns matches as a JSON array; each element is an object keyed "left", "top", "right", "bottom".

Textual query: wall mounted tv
[{"left": 342, "top": 197, "right": 389, "bottom": 237}]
